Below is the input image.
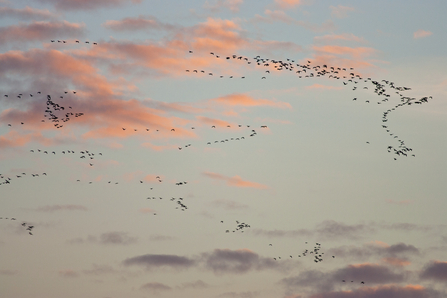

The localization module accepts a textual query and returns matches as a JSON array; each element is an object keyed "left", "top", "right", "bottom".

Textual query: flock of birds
[
  {"left": 0, "top": 217, "right": 35, "bottom": 235},
  {"left": 50, "top": 40, "right": 98, "bottom": 45},
  {"left": 186, "top": 50, "right": 431, "bottom": 160},
  {"left": 1, "top": 47, "right": 432, "bottom": 287}
]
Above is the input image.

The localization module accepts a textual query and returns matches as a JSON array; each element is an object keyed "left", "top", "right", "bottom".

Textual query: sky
[{"left": 0, "top": 0, "right": 447, "bottom": 298}]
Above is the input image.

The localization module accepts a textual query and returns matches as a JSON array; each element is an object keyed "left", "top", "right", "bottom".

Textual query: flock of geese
[
  {"left": 1, "top": 47, "right": 431, "bottom": 287},
  {"left": 186, "top": 50, "right": 431, "bottom": 160},
  {"left": 0, "top": 217, "right": 35, "bottom": 235}
]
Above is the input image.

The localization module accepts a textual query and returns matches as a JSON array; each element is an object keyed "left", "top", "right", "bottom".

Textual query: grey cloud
[
  {"left": 203, "top": 248, "right": 280, "bottom": 274},
  {"left": 36, "top": 204, "right": 87, "bottom": 212},
  {"left": 99, "top": 231, "right": 138, "bottom": 245},
  {"left": 309, "top": 285, "right": 442, "bottom": 298},
  {"left": 37, "top": 0, "right": 141, "bottom": 11},
  {"left": 123, "top": 254, "right": 195, "bottom": 269},
  {"left": 176, "top": 280, "right": 209, "bottom": 289},
  {"left": 140, "top": 282, "right": 171, "bottom": 293},
  {"left": 420, "top": 261, "right": 447, "bottom": 282}
]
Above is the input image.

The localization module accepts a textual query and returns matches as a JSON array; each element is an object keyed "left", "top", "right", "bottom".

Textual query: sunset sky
[{"left": 1, "top": 1, "right": 447, "bottom": 298}]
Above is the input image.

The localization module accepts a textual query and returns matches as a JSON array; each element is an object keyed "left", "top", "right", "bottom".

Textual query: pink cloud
[
  {"left": 103, "top": 15, "right": 176, "bottom": 31},
  {"left": 381, "top": 257, "right": 411, "bottom": 267},
  {"left": 414, "top": 29, "right": 433, "bottom": 39},
  {"left": 275, "top": 0, "right": 302, "bottom": 9},
  {"left": 204, "top": 0, "right": 244, "bottom": 13},
  {"left": 0, "top": 6, "right": 56, "bottom": 20},
  {"left": 305, "top": 84, "right": 343, "bottom": 90},
  {"left": 203, "top": 171, "right": 268, "bottom": 189},
  {"left": 210, "top": 93, "right": 291, "bottom": 109},
  {"left": 0, "top": 21, "right": 84, "bottom": 45}
]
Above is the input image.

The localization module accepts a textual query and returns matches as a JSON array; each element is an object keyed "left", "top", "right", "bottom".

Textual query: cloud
[
  {"left": 414, "top": 29, "right": 433, "bottom": 39},
  {"left": 177, "top": 280, "right": 209, "bottom": 290},
  {"left": 305, "top": 84, "right": 343, "bottom": 90},
  {"left": 314, "top": 33, "right": 365, "bottom": 44},
  {"left": 103, "top": 15, "right": 176, "bottom": 31},
  {"left": 310, "top": 44, "right": 378, "bottom": 71},
  {"left": 0, "top": 269, "right": 18, "bottom": 275},
  {"left": 309, "top": 284, "right": 441, "bottom": 298},
  {"left": 420, "top": 261, "right": 447, "bottom": 282},
  {"left": 123, "top": 254, "right": 196, "bottom": 270},
  {"left": 37, "top": 0, "right": 141, "bottom": 11},
  {"left": 204, "top": 0, "right": 244, "bottom": 13},
  {"left": 0, "top": 6, "right": 56, "bottom": 20},
  {"left": 381, "top": 257, "right": 411, "bottom": 267},
  {"left": 98, "top": 232, "right": 138, "bottom": 245},
  {"left": 253, "top": 10, "right": 336, "bottom": 33},
  {"left": 140, "top": 282, "right": 171, "bottom": 293},
  {"left": 282, "top": 263, "right": 407, "bottom": 295},
  {"left": 330, "top": 5, "right": 355, "bottom": 19},
  {"left": 329, "top": 241, "right": 420, "bottom": 260},
  {"left": 210, "top": 93, "right": 291, "bottom": 109},
  {"left": 386, "top": 199, "right": 412, "bottom": 205},
  {"left": 0, "top": 21, "right": 85, "bottom": 45},
  {"left": 58, "top": 269, "right": 79, "bottom": 278},
  {"left": 315, "top": 220, "right": 375, "bottom": 240},
  {"left": 83, "top": 264, "right": 117, "bottom": 276},
  {"left": 332, "top": 263, "right": 405, "bottom": 284},
  {"left": 202, "top": 248, "right": 280, "bottom": 274},
  {"left": 275, "top": 0, "right": 302, "bottom": 9},
  {"left": 68, "top": 232, "right": 138, "bottom": 245},
  {"left": 210, "top": 199, "right": 249, "bottom": 210},
  {"left": 203, "top": 171, "right": 269, "bottom": 189},
  {"left": 35, "top": 204, "right": 88, "bottom": 212},
  {"left": 218, "top": 291, "right": 260, "bottom": 298}
]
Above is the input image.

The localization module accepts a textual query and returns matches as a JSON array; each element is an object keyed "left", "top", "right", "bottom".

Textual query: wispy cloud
[
  {"left": 204, "top": 0, "right": 244, "bottom": 13},
  {"left": 414, "top": 29, "right": 433, "bottom": 39},
  {"left": 140, "top": 282, "right": 171, "bottom": 293},
  {"left": 123, "top": 254, "right": 196, "bottom": 270},
  {"left": 36, "top": 204, "right": 88, "bottom": 212},
  {"left": 330, "top": 5, "right": 355, "bottom": 19},
  {"left": 203, "top": 171, "right": 269, "bottom": 189},
  {"left": 103, "top": 15, "right": 176, "bottom": 31},
  {"left": 37, "top": 0, "right": 141, "bottom": 11},
  {"left": 0, "top": 21, "right": 84, "bottom": 45},
  {"left": 274, "top": 0, "right": 303, "bottom": 9},
  {"left": 0, "top": 6, "right": 57, "bottom": 20}
]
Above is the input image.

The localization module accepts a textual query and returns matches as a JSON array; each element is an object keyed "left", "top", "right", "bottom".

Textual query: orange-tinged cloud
[
  {"left": 210, "top": 93, "right": 291, "bottom": 109},
  {"left": 203, "top": 171, "right": 268, "bottom": 189},
  {"left": 139, "top": 208, "right": 155, "bottom": 213},
  {"left": 305, "top": 84, "right": 343, "bottom": 90},
  {"left": 381, "top": 257, "right": 411, "bottom": 267},
  {"left": 275, "top": 0, "right": 302, "bottom": 9},
  {"left": 414, "top": 29, "right": 432, "bottom": 39}
]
